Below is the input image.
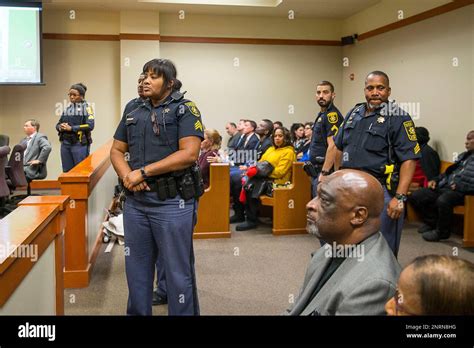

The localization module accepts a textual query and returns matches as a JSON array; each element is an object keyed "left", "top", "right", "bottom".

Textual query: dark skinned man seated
[{"left": 286, "top": 169, "right": 400, "bottom": 315}]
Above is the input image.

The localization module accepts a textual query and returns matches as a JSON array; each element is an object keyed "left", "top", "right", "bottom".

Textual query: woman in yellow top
[{"left": 236, "top": 127, "right": 296, "bottom": 231}]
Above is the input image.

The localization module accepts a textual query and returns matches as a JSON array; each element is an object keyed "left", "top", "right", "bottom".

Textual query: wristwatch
[
  {"left": 140, "top": 167, "right": 148, "bottom": 179},
  {"left": 395, "top": 193, "right": 407, "bottom": 202}
]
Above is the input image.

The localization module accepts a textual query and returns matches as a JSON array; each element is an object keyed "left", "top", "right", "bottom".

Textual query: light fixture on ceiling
[{"left": 138, "top": 0, "right": 283, "bottom": 7}]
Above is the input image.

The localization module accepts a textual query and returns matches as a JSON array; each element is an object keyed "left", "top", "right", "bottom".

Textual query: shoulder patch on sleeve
[
  {"left": 403, "top": 120, "right": 417, "bottom": 141},
  {"left": 86, "top": 106, "right": 94, "bottom": 119},
  {"left": 327, "top": 112, "right": 339, "bottom": 124},
  {"left": 185, "top": 101, "right": 201, "bottom": 117}
]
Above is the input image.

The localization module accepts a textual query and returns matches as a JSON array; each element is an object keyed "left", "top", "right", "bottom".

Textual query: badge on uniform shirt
[
  {"left": 377, "top": 116, "right": 385, "bottom": 124},
  {"left": 317, "top": 118, "right": 322, "bottom": 123},
  {"left": 185, "top": 102, "right": 201, "bottom": 117},
  {"left": 194, "top": 120, "right": 203, "bottom": 131},
  {"left": 327, "top": 112, "right": 339, "bottom": 124},
  {"left": 164, "top": 108, "right": 170, "bottom": 114},
  {"left": 403, "top": 121, "right": 417, "bottom": 141}
]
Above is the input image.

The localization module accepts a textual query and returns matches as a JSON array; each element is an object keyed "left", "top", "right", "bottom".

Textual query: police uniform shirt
[
  {"left": 309, "top": 103, "right": 344, "bottom": 163},
  {"left": 56, "top": 101, "right": 95, "bottom": 144},
  {"left": 334, "top": 102, "right": 421, "bottom": 177},
  {"left": 114, "top": 93, "right": 204, "bottom": 171},
  {"left": 123, "top": 97, "right": 147, "bottom": 117}
]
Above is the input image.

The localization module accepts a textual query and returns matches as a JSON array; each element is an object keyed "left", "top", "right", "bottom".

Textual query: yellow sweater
[{"left": 259, "top": 146, "right": 296, "bottom": 185}]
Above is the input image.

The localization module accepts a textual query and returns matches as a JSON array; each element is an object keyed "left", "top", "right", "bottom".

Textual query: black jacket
[
  {"left": 419, "top": 143, "right": 440, "bottom": 181},
  {"left": 438, "top": 151, "right": 474, "bottom": 194}
]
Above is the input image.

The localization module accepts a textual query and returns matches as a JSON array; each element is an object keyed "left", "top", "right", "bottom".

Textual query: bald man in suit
[
  {"left": 22, "top": 119, "right": 52, "bottom": 180},
  {"left": 286, "top": 169, "right": 400, "bottom": 315}
]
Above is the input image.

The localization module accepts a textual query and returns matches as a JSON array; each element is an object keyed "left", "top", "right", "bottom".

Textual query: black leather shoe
[
  {"left": 422, "top": 230, "right": 450, "bottom": 242},
  {"left": 230, "top": 214, "right": 245, "bottom": 224},
  {"left": 152, "top": 291, "right": 168, "bottom": 306},
  {"left": 235, "top": 221, "right": 257, "bottom": 231},
  {"left": 417, "top": 224, "right": 434, "bottom": 234}
]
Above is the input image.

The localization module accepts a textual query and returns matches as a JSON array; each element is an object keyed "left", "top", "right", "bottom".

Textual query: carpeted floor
[{"left": 65, "top": 218, "right": 473, "bottom": 316}]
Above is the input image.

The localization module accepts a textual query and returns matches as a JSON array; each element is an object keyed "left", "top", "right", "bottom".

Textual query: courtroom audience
[
  {"left": 290, "top": 123, "right": 306, "bottom": 154},
  {"left": 235, "top": 127, "right": 296, "bottom": 231},
  {"left": 286, "top": 170, "right": 400, "bottom": 315},
  {"left": 297, "top": 121, "right": 313, "bottom": 161},
  {"left": 273, "top": 121, "right": 283, "bottom": 130},
  {"left": 198, "top": 129, "right": 222, "bottom": 189},
  {"left": 385, "top": 255, "right": 474, "bottom": 315},
  {"left": 225, "top": 122, "right": 240, "bottom": 150},
  {"left": 409, "top": 130, "right": 474, "bottom": 242}
]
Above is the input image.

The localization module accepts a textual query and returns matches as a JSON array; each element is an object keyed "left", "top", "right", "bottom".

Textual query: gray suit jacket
[
  {"left": 286, "top": 232, "right": 400, "bottom": 316},
  {"left": 22, "top": 132, "right": 52, "bottom": 180}
]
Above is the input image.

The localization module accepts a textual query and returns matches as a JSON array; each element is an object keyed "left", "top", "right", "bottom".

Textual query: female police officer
[
  {"left": 56, "top": 83, "right": 94, "bottom": 172},
  {"left": 111, "top": 59, "right": 204, "bottom": 316}
]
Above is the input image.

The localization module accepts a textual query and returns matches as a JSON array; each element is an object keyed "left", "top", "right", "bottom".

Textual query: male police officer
[
  {"left": 111, "top": 59, "right": 203, "bottom": 315},
  {"left": 329, "top": 71, "right": 420, "bottom": 257},
  {"left": 307, "top": 81, "right": 344, "bottom": 197}
]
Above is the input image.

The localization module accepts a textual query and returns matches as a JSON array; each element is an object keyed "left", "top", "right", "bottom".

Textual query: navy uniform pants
[
  {"left": 60, "top": 142, "right": 89, "bottom": 172},
  {"left": 155, "top": 251, "right": 167, "bottom": 297},
  {"left": 381, "top": 186, "right": 404, "bottom": 257},
  {"left": 124, "top": 192, "right": 199, "bottom": 315}
]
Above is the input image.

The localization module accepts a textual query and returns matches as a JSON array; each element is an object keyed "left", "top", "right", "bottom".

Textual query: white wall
[
  {"left": 341, "top": 5, "right": 474, "bottom": 160},
  {"left": 160, "top": 42, "right": 342, "bottom": 140}
]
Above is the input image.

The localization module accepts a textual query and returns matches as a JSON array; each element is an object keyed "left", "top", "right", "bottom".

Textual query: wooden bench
[
  {"left": 194, "top": 163, "right": 231, "bottom": 239},
  {"left": 407, "top": 160, "right": 474, "bottom": 247},
  {"left": 260, "top": 162, "right": 311, "bottom": 236}
]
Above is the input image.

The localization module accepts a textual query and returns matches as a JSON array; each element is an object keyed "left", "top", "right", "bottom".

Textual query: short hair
[
  {"left": 245, "top": 120, "right": 257, "bottom": 131},
  {"left": 260, "top": 119, "right": 274, "bottom": 135},
  {"left": 204, "top": 129, "right": 222, "bottom": 151},
  {"left": 305, "top": 122, "right": 314, "bottom": 129},
  {"left": 142, "top": 58, "right": 182, "bottom": 92},
  {"left": 317, "top": 80, "right": 335, "bottom": 93},
  {"left": 228, "top": 122, "right": 237, "bottom": 128},
  {"left": 272, "top": 127, "right": 293, "bottom": 148},
  {"left": 366, "top": 71, "right": 390, "bottom": 85},
  {"left": 411, "top": 255, "right": 474, "bottom": 315},
  {"left": 273, "top": 121, "right": 283, "bottom": 128},
  {"left": 26, "top": 119, "right": 40, "bottom": 131}
]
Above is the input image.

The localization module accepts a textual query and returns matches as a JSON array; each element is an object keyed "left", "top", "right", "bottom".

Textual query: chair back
[
  {"left": 6, "top": 143, "right": 28, "bottom": 188},
  {"left": 0, "top": 146, "right": 11, "bottom": 197}
]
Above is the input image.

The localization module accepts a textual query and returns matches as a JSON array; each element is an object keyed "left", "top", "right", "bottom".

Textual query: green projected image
[{"left": 0, "top": 6, "right": 41, "bottom": 83}]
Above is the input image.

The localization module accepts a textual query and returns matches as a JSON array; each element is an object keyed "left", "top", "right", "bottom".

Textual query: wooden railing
[
  {"left": 58, "top": 140, "right": 114, "bottom": 288},
  {"left": 0, "top": 196, "right": 69, "bottom": 315}
]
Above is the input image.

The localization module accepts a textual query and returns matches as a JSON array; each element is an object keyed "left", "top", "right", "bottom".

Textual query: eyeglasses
[
  {"left": 150, "top": 111, "right": 160, "bottom": 135},
  {"left": 394, "top": 288, "right": 418, "bottom": 316}
]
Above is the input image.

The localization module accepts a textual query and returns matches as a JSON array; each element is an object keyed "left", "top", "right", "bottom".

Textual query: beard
[
  {"left": 306, "top": 220, "right": 321, "bottom": 238},
  {"left": 318, "top": 99, "right": 329, "bottom": 107}
]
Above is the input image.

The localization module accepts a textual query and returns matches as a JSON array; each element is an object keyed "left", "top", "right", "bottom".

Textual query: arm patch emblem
[
  {"left": 185, "top": 102, "right": 201, "bottom": 117},
  {"left": 403, "top": 121, "right": 417, "bottom": 141}
]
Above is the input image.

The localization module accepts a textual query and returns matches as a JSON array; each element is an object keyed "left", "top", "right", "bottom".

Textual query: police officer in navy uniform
[
  {"left": 110, "top": 59, "right": 204, "bottom": 315},
  {"left": 307, "top": 80, "right": 344, "bottom": 198},
  {"left": 56, "top": 83, "right": 94, "bottom": 172},
  {"left": 330, "top": 71, "right": 420, "bottom": 257}
]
